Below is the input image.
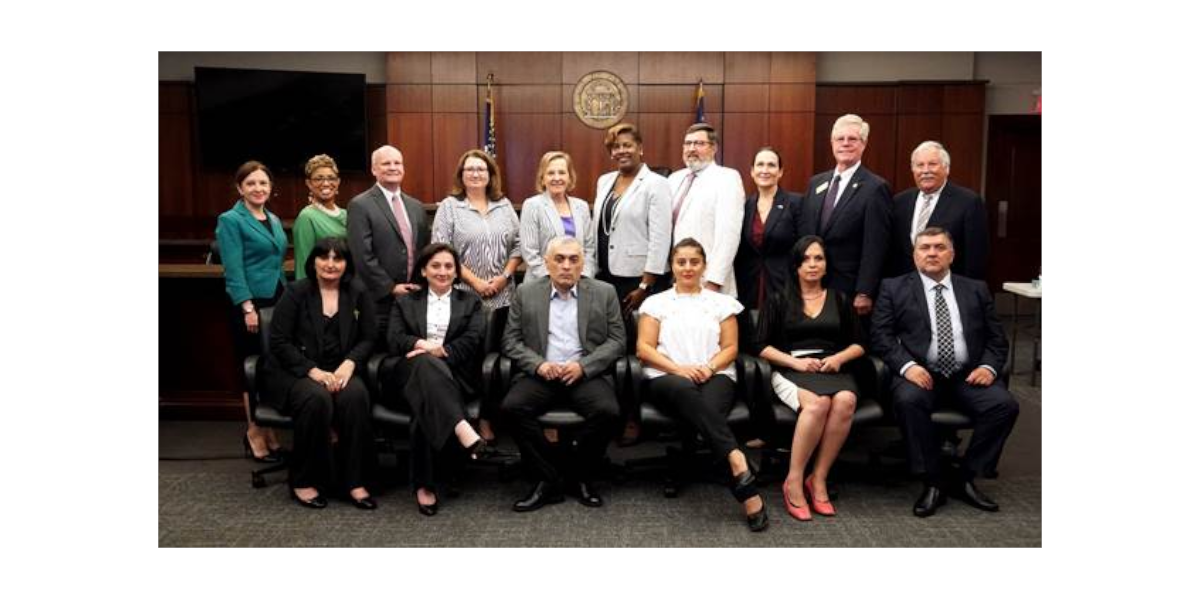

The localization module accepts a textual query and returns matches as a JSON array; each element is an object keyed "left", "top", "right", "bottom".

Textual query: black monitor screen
[{"left": 195, "top": 67, "right": 367, "bottom": 173}]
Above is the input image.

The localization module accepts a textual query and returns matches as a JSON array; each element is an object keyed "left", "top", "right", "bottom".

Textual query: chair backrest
[
  {"left": 206, "top": 239, "right": 221, "bottom": 265},
  {"left": 484, "top": 305, "right": 509, "bottom": 354},
  {"left": 244, "top": 307, "right": 275, "bottom": 418}
]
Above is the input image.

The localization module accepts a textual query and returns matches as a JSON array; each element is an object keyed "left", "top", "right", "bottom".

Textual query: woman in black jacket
[
  {"left": 264, "top": 237, "right": 377, "bottom": 510},
  {"left": 388, "top": 242, "right": 487, "bottom": 516}
]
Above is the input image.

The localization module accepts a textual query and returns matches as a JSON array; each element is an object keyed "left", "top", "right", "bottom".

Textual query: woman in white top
[
  {"left": 636, "top": 238, "right": 768, "bottom": 532},
  {"left": 519, "top": 151, "right": 596, "bottom": 279}
]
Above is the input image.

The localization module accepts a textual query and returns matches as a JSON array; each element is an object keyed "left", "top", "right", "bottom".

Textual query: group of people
[{"left": 214, "top": 113, "right": 1018, "bottom": 530}]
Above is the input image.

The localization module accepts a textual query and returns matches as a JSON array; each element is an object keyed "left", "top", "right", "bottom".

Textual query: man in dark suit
[
  {"left": 799, "top": 114, "right": 893, "bottom": 316},
  {"left": 891, "top": 141, "right": 989, "bottom": 279},
  {"left": 872, "top": 227, "right": 1019, "bottom": 517},
  {"left": 347, "top": 144, "right": 430, "bottom": 341},
  {"left": 500, "top": 236, "right": 625, "bottom": 512}
]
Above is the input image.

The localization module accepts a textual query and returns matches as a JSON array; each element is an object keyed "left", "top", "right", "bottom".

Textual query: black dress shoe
[
  {"left": 244, "top": 434, "right": 283, "bottom": 464},
  {"left": 913, "top": 485, "right": 945, "bottom": 518},
  {"left": 351, "top": 495, "right": 378, "bottom": 510},
  {"left": 575, "top": 481, "right": 604, "bottom": 508},
  {"left": 417, "top": 501, "right": 438, "bottom": 516},
  {"left": 953, "top": 480, "right": 1000, "bottom": 512},
  {"left": 512, "top": 481, "right": 564, "bottom": 512},
  {"left": 467, "top": 438, "right": 488, "bottom": 461},
  {"left": 291, "top": 489, "right": 327, "bottom": 509}
]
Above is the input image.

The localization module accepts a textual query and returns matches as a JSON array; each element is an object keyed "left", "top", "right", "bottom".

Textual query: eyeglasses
[
  {"left": 682, "top": 140, "right": 713, "bottom": 148},
  {"left": 463, "top": 166, "right": 489, "bottom": 173},
  {"left": 310, "top": 176, "right": 340, "bottom": 183}
]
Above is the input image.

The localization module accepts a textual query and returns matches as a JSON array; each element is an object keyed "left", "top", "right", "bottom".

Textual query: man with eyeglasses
[
  {"left": 799, "top": 114, "right": 893, "bottom": 317},
  {"left": 667, "top": 123, "right": 746, "bottom": 297}
]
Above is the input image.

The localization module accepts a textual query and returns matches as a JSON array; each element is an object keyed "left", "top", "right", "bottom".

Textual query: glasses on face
[
  {"left": 310, "top": 175, "right": 340, "bottom": 183},
  {"left": 463, "top": 166, "right": 489, "bottom": 173},
  {"left": 683, "top": 140, "right": 712, "bottom": 149}
]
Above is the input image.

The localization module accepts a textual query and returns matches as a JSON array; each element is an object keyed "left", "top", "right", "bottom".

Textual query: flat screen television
[{"left": 194, "top": 66, "right": 367, "bottom": 173}]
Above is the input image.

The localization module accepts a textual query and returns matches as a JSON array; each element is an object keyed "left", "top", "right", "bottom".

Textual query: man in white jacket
[{"left": 667, "top": 123, "right": 746, "bottom": 297}]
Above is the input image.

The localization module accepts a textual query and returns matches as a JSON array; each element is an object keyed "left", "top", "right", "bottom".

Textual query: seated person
[
  {"left": 752, "top": 235, "right": 865, "bottom": 521},
  {"left": 263, "top": 237, "right": 377, "bottom": 510},
  {"left": 636, "top": 238, "right": 768, "bottom": 532},
  {"left": 500, "top": 236, "right": 624, "bottom": 512},
  {"left": 872, "top": 226, "right": 1019, "bottom": 518},
  {"left": 388, "top": 243, "right": 487, "bottom": 517}
]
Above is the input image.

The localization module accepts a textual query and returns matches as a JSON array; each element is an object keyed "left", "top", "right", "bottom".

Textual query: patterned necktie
[
  {"left": 819, "top": 174, "right": 841, "bottom": 230},
  {"left": 672, "top": 171, "right": 696, "bottom": 225},
  {"left": 933, "top": 283, "right": 957, "bottom": 376},
  {"left": 391, "top": 193, "right": 414, "bottom": 280},
  {"left": 913, "top": 193, "right": 935, "bottom": 242}
]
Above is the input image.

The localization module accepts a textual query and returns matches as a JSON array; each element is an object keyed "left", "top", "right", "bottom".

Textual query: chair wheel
[{"left": 251, "top": 473, "right": 266, "bottom": 488}]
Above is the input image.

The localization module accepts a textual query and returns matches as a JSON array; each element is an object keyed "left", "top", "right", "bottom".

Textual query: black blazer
[
  {"left": 346, "top": 185, "right": 430, "bottom": 303},
  {"left": 734, "top": 189, "right": 804, "bottom": 310},
  {"left": 263, "top": 278, "right": 377, "bottom": 406},
  {"left": 387, "top": 288, "right": 485, "bottom": 396},
  {"left": 870, "top": 272, "right": 1007, "bottom": 376},
  {"left": 891, "top": 181, "right": 989, "bottom": 279},
  {"left": 798, "top": 165, "right": 893, "bottom": 298}
]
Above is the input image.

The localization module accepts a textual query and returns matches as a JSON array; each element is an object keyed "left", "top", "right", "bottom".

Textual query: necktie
[
  {"left": 391, "top": 193, "right": 415, "bottom": 280},
  {"left": 819, "top": 174, "right": 841, "bottom": 231},
  {"left": 672, "top": 171, "right": 696, "bottom": 225},
  {"left": 913, "top": 193, "right": 935, "bottom": 242},
  {"left": 933, "top": 283, "right": 957, "bottom": 376}
]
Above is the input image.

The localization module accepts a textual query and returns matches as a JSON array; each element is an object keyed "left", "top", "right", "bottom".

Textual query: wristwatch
[
  {"left": 706, "top": 362, "right": 718, "bottom": 373},
  {"left": 638, "top": 282, "right": 650, "bottom": 291}
]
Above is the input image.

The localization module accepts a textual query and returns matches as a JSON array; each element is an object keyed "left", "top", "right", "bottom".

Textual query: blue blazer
[{"left": 216, "top": 200, "right": 287, "bottom": 305}]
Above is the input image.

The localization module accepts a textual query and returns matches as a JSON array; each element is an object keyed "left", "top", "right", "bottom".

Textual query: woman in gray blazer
[
  {"left": 519, "top": 151, "right": 596, "bottom": 279},
  {"left": 591, "top": 123, "right": 673, "bottom": 317}
]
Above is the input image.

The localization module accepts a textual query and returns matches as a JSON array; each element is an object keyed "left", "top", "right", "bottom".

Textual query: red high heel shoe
[
  {"left": 804, "top": 476, "right": 836, "bottom": 517},
  {"left": 782, "top": 482, "right": 812, "bottom": 521}
]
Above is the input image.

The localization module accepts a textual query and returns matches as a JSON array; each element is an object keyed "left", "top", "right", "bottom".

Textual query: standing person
[
  {"left": 752, "top": 236, "right": 866, "bottom": 521},
  {"left": 500, "top": 236, "right": 625, "bottom": 512},
  {"left": 264, "top": 237, "right": 378, "bottom": 510},
  {"left": 872, "top": 227, "right": 1019, "bottom": 518},
  {"left": 636, "top": 238, "right": 768, "bottom": 532},
  {"left": 891, "top": 141, "right": 989, "bottom": 280},
  {"left": 591, "top": 122, "right": 672, "bottom": 314},
  {"left": 388, "top": 243, "right": 488, "bottom": 516},
  {"left": 519, "top": 151, "right": 596, "bottom": 280},
  {"left": 346, "top": 145, "right": 430, "bottom": 341},
  {"left": 734, "top": 146, "right": 805, "bottom": 312},
  {"left": 216, "top": 160, "right": 287, "bottom": 463},
  {"left": 799, "top": 114, "right": 892, "bottom": 316},
  {"left": 292, "top": 154, "right": 347, "bottom": 280},
  {"left": 667, "top": 123, "right": 745, "bottom": 297}
]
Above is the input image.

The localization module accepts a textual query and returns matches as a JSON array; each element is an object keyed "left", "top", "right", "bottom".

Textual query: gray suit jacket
[
  {"left": 346, "top": 184, "right": 429, "bottom": 302},
  {"left": 501, "top": 277, "right": 626, "bottom": 381},
  {"left": 519, "top": 192, "right": 597, "bottom": 279},
  {"left": 591, "top": 164, "right": 673, "bottom": 278}
]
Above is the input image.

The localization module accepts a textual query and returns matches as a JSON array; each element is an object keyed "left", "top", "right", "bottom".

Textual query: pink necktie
[
  {"left": 672, "top": 171, "right": 696, "bottom": 225},
  {"left": 391, "top": 194, "right": 415, "bottom": 280}
]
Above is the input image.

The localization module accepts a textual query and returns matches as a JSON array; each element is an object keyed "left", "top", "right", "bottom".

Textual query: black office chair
[{"left": 243, "top": 307, "right": 292, "bottom": 488}]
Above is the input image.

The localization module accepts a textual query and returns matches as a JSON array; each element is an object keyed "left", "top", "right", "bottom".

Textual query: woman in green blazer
[{"left": 215, "top": 160, "right": 288, "bottom": 462}]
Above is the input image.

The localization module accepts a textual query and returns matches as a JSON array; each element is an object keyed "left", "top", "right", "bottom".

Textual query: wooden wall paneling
[
  {"left": 723, "top": 113, "right": 769, "bottom": 194},
  {"left": 432, "top": 113, "right": 481, "bottom": 202},
  {"left": 639, "top": 84, "right": 723, "bottom": 114},
  {"left": 725, "top": 52, "right": 771, "bottom": 83},
  {"left": 769, "top": 83, "right": 816, "bottom": 112},
  {"left": 366, "top": 85, "right": 388, "bottom": 152},
  {"left": 387, "top": 52, "right": 431, "bottom": 84},
  {"left": 638, "top": 52, "right": 725, "bottom": 84},
  {"left": 637, "top": 113, "right": 695, "bottom": 175},
  {"left": 940, "top": 113, "right": 985, "bottom": 192},
  {"left": 562, "top": 52, "right": 639, "bottom": 85},
  {"left": 432, "top": 84, "right": 479, "bottom": 113},
  {"left": 562, "top": 116, "right": 610, "bottom": 204},
  {"left": 861, "top": 113, "right": 899, "bottom": 189},
  {"left": 943, "top": 83, "right": 985, "bottom": 113},
  {"left": 489, "top": 84, "right": 561, "bottom": 113},
  {"left": 498, "top": 113, "right": 561, "bottom": 204},
  {"left": 725, "top": 84, "right": 769, "bottom": 113},
  {"left": 769, "top": 112, "right": 815, "bottom": 192},
  {"left": 431, "top": 52, "right": 477, "bottom": 84},
  {"left": 816, "top": 85, "right": 897, "bottom": 115},
  {"left": 770, "top": 52, "right": 817, "bottom": 83},
  {"left": 897, "top": 84, "right": 944, "bottom": 114},
  {"left": 389, "top": 113, "right": 434, "bottom": 203},
  {"left": 159, "top": 83, "right": 194, "bottom": 219},
  {"left": 477, "top": 52, "right": 563, "bottom": 84},
  {"left": 387, "top": 84, "right": 432, "bottom": 113},
  {"left": 894, "top": 113, "right": 943, "bottom": 190}
]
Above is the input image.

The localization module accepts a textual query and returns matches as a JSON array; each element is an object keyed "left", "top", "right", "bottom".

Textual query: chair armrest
[
  {"left": 365, "top": 352, "right": 389, "bottom": 401},
  {"left": 244, "top": 355, "right": 261, "bottom": 416},
  {"left": 627, "top": 355, "right": 644, "bottom": 406}
]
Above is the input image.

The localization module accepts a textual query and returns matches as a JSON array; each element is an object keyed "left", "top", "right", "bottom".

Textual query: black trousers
[
  {"left": 646, "top": 374, "right": 739, "bottom": 458},
  {"left": 501, "top": 375, "right": 619, "bottom": 483},
  {"left": 280, "top": 376, "right": 374, "bottom": 491},
  {"left": 890, "top": 371, "right": 1019, "bottom": 480},
  {"left": 374, "top": 297, "right": 394, "bottom": 348},
  {"left": 393, "top": 353, "right": 471, "bottom": 492}
]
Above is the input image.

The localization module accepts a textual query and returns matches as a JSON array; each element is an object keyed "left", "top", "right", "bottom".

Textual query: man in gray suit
[
  {"left": 501, "top": 236, "right": 625, "bottom": 512},
  {"left": 347, "top": 145, "right": 430, "bottom": 341}
]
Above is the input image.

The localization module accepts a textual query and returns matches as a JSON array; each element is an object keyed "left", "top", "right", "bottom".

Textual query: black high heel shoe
[
  {"left": 243, "top": 434, "right": 282, "bottom": 464},
  {"left": 466, "top": 437, "right": 489, "bottom": 461}
]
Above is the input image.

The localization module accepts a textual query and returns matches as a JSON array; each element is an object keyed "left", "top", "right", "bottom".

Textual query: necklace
[{"left": 313, "top": 201, "right": 341, "bottom": 217}]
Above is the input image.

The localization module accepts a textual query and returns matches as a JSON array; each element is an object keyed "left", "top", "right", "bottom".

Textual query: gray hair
[
  {"left": 371, "top": 144, "right": 402, "bottom": 166},
  {"left": 911, "top": 140, "right": 951, "bottom": 169},
  {"left": 832, "top": 114, "right": 870, "bottom": 142},
  {"left": 544, "top": 235, "right": 583, "bottom": 258}
]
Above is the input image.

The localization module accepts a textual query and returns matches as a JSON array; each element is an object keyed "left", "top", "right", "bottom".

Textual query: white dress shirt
[{"left": 425, "top": 288, "right": 452, "bottom": 345}]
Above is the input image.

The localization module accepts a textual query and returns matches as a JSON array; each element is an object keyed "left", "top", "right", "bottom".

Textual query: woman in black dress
[{"left": 753, "top": 236, "right": 865, "bottom": 521}]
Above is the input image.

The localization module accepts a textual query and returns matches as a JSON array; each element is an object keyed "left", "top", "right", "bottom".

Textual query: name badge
[{"left": 815, "top": 182, "right": 829, "bottom": 194}]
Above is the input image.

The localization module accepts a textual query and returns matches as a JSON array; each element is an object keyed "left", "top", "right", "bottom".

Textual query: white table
[{"left": 1002, "top": 282, "right": 1041, "bottom": 384}]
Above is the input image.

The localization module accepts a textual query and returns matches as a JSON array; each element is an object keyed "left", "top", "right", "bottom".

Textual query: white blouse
[
  {"left": 639, "top": 288, "right": 743, "bottom": 380},
  {"left": 425, "top": 289, "right": 452, "bottom": 345}
]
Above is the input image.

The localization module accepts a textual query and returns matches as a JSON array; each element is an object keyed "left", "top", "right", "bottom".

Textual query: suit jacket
[
  {"left": 668, "top": 164, "right": 746, "bottom": 296},
  {"left": 501, "top": 277, "right": 625, "bottom": 381},
  {"left": 215, "top": 200, "right": 287, "bottom": 305},
  {"left": 346, "top": 185, "right": 430, "bottom": 302},
  {"left": 387, "top": 288, "right": 485, "bottom": 396},
  {"left": 591, "top": 164, "right": 673, "bottom": 278},
  {"left": 891, "top": 181, "right": 989, "bottom": 280},
  {"left": 263, "top": 278, "right": 377, "bottom": 406},
  {"left": 871, "top": 272, "right": 1008, "bottom": 377},
  {"left": 519, "top": 192, "right": 597, "bottom": 279},
  {"left": 733, "top": 189, "right": 805, "bottom": 309},
  {"left": 798, "top": 165, "right": 892, "bottom": 298}
]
